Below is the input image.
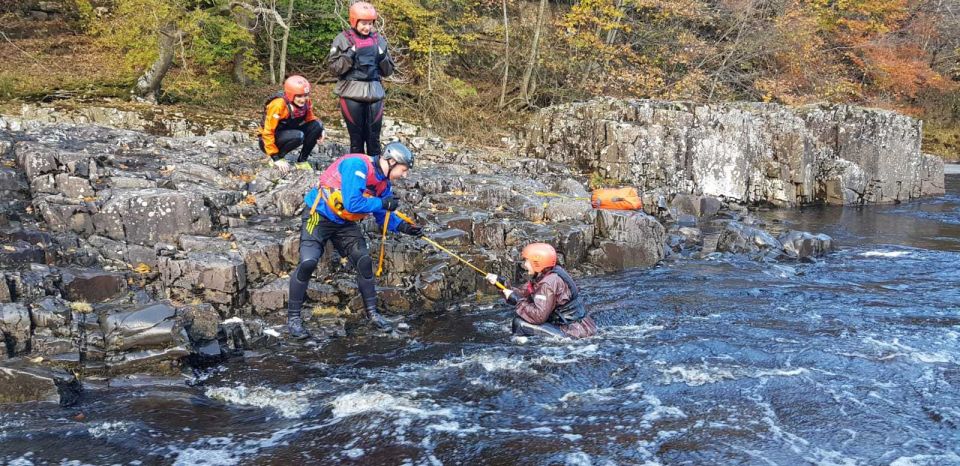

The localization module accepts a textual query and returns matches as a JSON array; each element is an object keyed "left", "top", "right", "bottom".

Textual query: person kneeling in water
[{"left": 486, "top": 243, "right": 597, "bottom": 339}]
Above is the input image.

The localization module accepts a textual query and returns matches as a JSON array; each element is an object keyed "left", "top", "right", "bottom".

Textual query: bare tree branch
[{"left": 229, "top": 1, "right": 289, "bottom": 30}]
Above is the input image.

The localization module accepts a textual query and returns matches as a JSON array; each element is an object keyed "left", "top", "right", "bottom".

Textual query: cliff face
[{"left": 522, "top": 99, "right": 945, "bottom": 206}]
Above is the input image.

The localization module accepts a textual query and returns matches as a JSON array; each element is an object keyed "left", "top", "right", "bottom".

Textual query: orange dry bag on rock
[{"left": 591, "top": 187, "right": 643, "bottom": 210}]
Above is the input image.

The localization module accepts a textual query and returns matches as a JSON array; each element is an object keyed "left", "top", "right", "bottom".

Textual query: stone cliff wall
[{"left": 522, "top": 98, "right": 945, "bottom": 206}]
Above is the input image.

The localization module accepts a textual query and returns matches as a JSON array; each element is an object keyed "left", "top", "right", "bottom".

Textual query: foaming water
[{"left": 1, "top": 176, "right": 959, "bottom": 464}]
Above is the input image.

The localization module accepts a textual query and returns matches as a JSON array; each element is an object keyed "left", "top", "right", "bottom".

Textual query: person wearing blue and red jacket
[
  {"left": 327, "top": 1, "right": 395, "bottom": 158},
  {"left": 286, "top": 142, "right": 422, "bottom": 338}
]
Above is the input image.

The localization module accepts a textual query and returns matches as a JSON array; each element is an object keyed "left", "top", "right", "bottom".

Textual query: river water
[{"left": 2, "top": 175, "right": 958, "bottom": 466}]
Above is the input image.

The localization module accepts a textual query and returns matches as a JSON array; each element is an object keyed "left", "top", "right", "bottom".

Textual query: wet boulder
[
  {"left": 92, "top": 188, "right": 212, "bottom": 245},
  {"left": 232, "top": 229, "right": 286, "bottom": 284},
  {"left": 35, "top": 199, "right": 97, "bottom": 235},
  {"left": 158, "top": 252, "right": 247, "bottom": 309},
  {"left": 590, "top": 210, "right": 666, "bottom": 271},
  {"left": 6, "top": 265, "right": 61, "bottom": 303},
  {"left": 716, "top": 221, "right": 783, "bottom": 256},
  {"left": 0, "top": 274, "right": 11, "bottom": 303},
  {"left": 306, "top": 281, "right": 347, "bottom": 307},
  {"left": 556, "top": 223, "right": 594, "bottom": 268},
  {"left": 14, "top": 142, "right": 59, "bottom": 179},
  {"left": 264, "top": 171, "right": 314, "bottom": 217},
  {"left": 415, "top": 260, "right": 476, "bottom": 305},
  {"left": 181, "top": 304, "right": 220, "bottom": 343},
  {"left": 779, "top": 230, "right": 833, "bottom": 260},
  {"left": 54, "top": 173, "right": 95, "bottom": 199},
  {"left": 543, "top": 198, "right": 592, "bottom": 223},
  {"left": 671, "top": 194, "right": 722, "bottom": 218},
  {"left": 85, "top": 235, "right": 158, "bottom": 267},
  {"left": 0, "top": 239, "right": 46, "bottom": 266},
  {"left": 30, "top": 297, "right": 70, "bottom": 332},
  {"left": 169, "top": 162, "right": 244, "bottom": 190},
  {"left": 0, "top": 362, "right": 82, "bottom": 406},
  {"left": 668, "top": 226, "right": 703, "bottom": 254},
  {"left": 0, "top": 303, "right": 31, "bottom": 357},
  {"left": 29, "top": 297, "right": 74, "bottom": 357},
  {"left": 431, "top": 228, "right": 470, "bottom": 247},
  {"left": 378, "top": 286, "right": 414, "bottom": 312},
  {"left": 472, "top": 217, "right": 508, "bottom": 250},
  {"left": 249, "top": 278, "right": 288, "bottom": 315},
  {"left": 100, "top": 303, "right": 183, "bottom": 352},
  {"left": 59, "top": 269, "right": 128, "bottom": 303}
]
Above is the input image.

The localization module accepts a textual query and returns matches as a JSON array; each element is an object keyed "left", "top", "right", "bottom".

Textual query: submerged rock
[{"left": 0, "top": 362, "right": 82, "bottom": 406}]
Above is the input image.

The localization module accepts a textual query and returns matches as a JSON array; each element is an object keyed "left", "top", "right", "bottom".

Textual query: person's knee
[
  {"left": 353, "top": 253, "right": 373, "bottom": 280},
  {"left": 511, "top": 317, "right": 525, "bottom": 335},
  {"left": 296, "top": 258, "right": 319, "bottom": 281},
  {"left": 304, "top": 120, "right": 322, "bottom": 136}
]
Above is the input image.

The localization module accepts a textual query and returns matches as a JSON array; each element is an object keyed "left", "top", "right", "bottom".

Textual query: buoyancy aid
[
  {"left": 342, "top": 29, "right": 383, "bottom": 82},
  {"left": 262, "top": 92, "right": 312, "bottom": 129},
  {"left": 529, "top": 266, "right": 588, "bottom": 325},
  {"left": 317, "top": 153, "right": 388, "bottom": 222}
]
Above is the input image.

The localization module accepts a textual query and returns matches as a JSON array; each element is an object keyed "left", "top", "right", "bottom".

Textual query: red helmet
[
  {"left": 283, "top": 75, "right": 311, "bottom": 101},
  {"left": 349, "top": 1, "right": 378, "bottom": 29},
  {"left": 522, "top": 243, "right": 557, "bottom": 273}
]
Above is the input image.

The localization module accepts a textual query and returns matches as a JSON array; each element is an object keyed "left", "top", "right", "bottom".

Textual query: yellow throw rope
[
  {"left": 534, "top": 191, "right": 591, "bottom": 201},
  {"left": 395, "top": 211, "right": 507, "bottom": 291},
  {"left": 376, "top": 211, "right": 390, "bottom": 277}
]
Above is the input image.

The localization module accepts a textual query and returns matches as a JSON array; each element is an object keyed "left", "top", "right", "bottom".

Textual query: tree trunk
[
  {"left": 519, "top": 0, "right": 547, "bottom": 105},
  {"left": 133, "top": 23, "right": 180, "bottom": 103},
  {"left": 498, "top": 0, "right": 510, "bottom": 108},
  {"left": 278, "top": 0, "right": 294, "bottom": 80},
  {"left": 267, "top": 16, "right": 276, "bottom": 84},
  {"left": 232, "top": 10, "right": 253, "bottom": 85},
  {"left": 581, "top": 0, "right": 623, "bottom": 88}
]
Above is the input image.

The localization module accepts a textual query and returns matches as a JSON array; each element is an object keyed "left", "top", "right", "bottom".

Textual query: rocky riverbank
[{"left": 0, "top": 98, "right": 941, "bottom": 403}]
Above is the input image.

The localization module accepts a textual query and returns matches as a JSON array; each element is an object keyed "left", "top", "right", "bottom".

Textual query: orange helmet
[
  {"left": 349, "top": 1, "right": 378, "bottom": 29},
  {"left": 522, "top": 243, "right": 557, "bottom": 273},
  {"left": 283, "top": 75, "right": 311, "bottom": 101}
]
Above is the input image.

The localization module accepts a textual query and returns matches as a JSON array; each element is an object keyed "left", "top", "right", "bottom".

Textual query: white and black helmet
[{"left": 381, "top": 142, "right": 414, "bottom": 168}]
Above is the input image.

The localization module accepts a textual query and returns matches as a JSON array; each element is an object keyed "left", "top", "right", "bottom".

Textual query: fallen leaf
[
  {"left": 132, "top": 263, "right": 151, "bottom": 274},
  {"left": 311, "top": 305, "right": 341, "bottom": 317}
]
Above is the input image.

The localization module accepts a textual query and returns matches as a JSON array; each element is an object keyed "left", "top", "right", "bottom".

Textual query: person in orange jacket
[
  {"left": 486, "top": 243, "right": 597, "bottom": 339},
  {"left": 258, "top": 75, "right": 325, "bottom": 173}
]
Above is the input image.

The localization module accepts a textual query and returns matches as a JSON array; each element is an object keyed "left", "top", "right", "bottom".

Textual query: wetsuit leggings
[
  {"left": 339, "top": 97, "right": 384, "bottom": 157},
  {"left": 287, "top": 215, "right": 376, "bottom": 318},
  {"left": 512, "top": 317, "right": 567, "bottom": 339},
  {"left": 259, "top": 120, "right": 323, "bottom": 163}
]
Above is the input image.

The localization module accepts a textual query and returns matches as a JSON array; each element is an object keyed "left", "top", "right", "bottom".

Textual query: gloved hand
[
  {"left": 485, "top": 273, "right": 509, "bottom": 287},
  {"left": 305, "top": 212, "right": 321, "bottom": 234},
  {"left": 271, "top": 159, "right": 291, "bottom": 174},
  {"left": 397, "top": 222, "right": 423, "bottom": 237},
  {"left": 502, "top": 288, "right": 515, "bottom": 302},
  {"left": 381, "top": 196, "right": 399, "bottom": 211}
]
